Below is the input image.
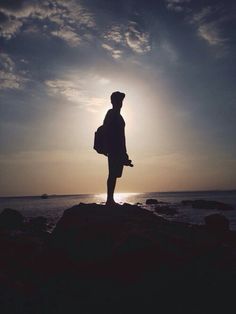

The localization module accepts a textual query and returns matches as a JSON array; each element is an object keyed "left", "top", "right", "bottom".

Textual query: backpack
[{"left": 93, "top": 125, "right": 108, "bottom": 155}]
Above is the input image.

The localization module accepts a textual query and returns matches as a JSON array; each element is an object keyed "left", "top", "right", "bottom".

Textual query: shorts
[{"left": 108, "top": 155, "right": 124, "bottom": 178}]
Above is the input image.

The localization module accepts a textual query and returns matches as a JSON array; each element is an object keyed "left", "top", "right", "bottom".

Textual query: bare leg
[{"left": 106, "top": 175, "right": 117, "bottom": 204}]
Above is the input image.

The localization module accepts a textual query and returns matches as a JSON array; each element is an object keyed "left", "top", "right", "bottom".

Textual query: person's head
[{"left": 110, "top": 91, "right": 125, "bottom": 110}]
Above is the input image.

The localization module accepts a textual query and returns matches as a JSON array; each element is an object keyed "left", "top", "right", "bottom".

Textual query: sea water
[{"left": 0, "top": 190, "right": 236, "bottom": 231}]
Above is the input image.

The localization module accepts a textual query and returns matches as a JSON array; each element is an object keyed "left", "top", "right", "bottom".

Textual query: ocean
[{"left": 0, "top": 190, "right": 236, "bottom": 231}]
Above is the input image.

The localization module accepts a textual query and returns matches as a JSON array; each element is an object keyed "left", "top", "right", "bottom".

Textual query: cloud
[
  {"left": 56, "top": 0, "right": 95, "bottom": 28},
  {"left": 165, "top": 0, "right": 191, "bottom": 12},
  {"left": 125, "top": 22, "right": 151, "bottom": 54},
  {"left": 45, "top": 76, "right": 107, "bottom": 112},
  {"left": 101, "top": 43, "right": 123, "bottom": 59},
  {"left": 191, "top": 6, "right": 212, "bottom": 23},
  {"left": 0, "top": 1, "right": 57, "bottom": 38},
  {"left": 0, "top": 0, "right": 95, "bottom": 44},
  {"left": 189, "top": 6, "right": 229, "bottom": 48},
  {"left": 45, "top": 79, "right": 82, "bottom": 103},
  {"left": 0, "top": 53, "right": 27, "bottom": 90},
  {"left": 103, "top": 26, "right": 123, "bottom": 43},
  {"left": 51, "top": 26, "right": 81, "bottom": 47},
  {"left": 197, "top": 22, "right": 227, "bottom": 46},
  {"left": 0, "top": 17, "right": 23, "bottom": 39},
  {"left": 1, "top": 2, "right": 151, "bottom": 55},
  {"left": 102, "top": 21, "right": 151, "bottom": 57}
]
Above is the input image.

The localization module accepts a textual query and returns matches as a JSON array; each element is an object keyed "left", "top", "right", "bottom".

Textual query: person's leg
[
  {"left": 106, "top": 156, "right": 122, "bottom": 205},
  {"left": 106, "top": 174, "right": 117, "bottom": 204}
]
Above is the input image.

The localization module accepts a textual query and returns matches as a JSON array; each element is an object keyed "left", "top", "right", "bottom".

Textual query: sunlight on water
[{"left": 95, "top": 192, "right": 140, "bottom": 204}]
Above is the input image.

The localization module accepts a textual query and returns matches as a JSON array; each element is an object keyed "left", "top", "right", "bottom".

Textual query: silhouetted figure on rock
[{"left": 103, "top": 91, "right": 133, "bottom": 205}]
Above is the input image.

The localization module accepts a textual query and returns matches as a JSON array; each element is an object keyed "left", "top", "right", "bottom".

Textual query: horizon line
[{"left": 1, "top": 188, "right": 236, "bottom": 198}]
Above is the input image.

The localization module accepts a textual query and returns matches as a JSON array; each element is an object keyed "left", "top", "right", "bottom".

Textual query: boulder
[
  {"left": 51, "top": 203, "right": 159, "bottom": 260},
  {"left": 50, "top": 203, "right": 187, "bottom": 282},
  {"left": 0, "top": 208, "right": 24, "bottom": 230},
  {"left": 146, "top": 199, "right": 158, "bottom": 205},
  {"left": 204, "top": 214, "right": 229, "bottom": 233},
  {"left": 1, "top": 203, "right": 236, "bottom": 314}
]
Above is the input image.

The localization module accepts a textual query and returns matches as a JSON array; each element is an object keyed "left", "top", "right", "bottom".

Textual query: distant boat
[{"left": 41, "top": 194, "right": 49, "bottom": 199}]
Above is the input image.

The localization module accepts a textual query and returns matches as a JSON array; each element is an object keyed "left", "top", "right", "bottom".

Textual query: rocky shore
[{"left": 0, "top": 203, "right": 236, "bottom": 314}]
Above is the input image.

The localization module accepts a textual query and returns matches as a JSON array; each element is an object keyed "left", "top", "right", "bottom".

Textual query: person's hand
[
  {"left": 126, "top": 159, "right": 134, "bottom": 167},
  {"left": 123, "top": 155, "right": 134, "bottom": 167}
]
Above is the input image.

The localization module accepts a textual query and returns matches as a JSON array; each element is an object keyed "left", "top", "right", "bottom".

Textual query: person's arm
[
  {"left": 121, "top": 119, "right": 133, "bottom": 166},
  {"left": 121, "top": 127, "right": 127, "bottom": 155}
]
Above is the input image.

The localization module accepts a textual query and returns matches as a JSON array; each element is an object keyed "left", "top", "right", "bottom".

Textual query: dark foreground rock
[
  {"left": 0, "top": 208, "right": 24, "bottom": 229},
  {"left": 205, "top": 214, "right": 229, "bottom": 233},
  {"left": 155, "top": 205, "right": 178, "bottom": 215},
  {"left": 1, "top": 203, "right": 236, "bottom": 314}
]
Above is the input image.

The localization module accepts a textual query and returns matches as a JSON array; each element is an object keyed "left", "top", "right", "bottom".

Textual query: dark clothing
[
  {"left": 103, "top": 109, "right": 127, "bottom": 158},
  {"left": 103, "top": 109, "right": 127, "bottom": 178},
  {"left": 108, "top": 155, "right": 124, "bottom": 178}
]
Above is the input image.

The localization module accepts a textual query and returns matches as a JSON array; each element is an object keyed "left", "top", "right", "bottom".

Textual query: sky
[{"left": 0, "top": 0, "right": 236, "bottom": 196}]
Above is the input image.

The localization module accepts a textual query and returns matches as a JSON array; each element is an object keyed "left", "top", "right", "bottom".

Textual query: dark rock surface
[
  {"left": 146, "top": 198, "right": 158, "bottom": 204},
  {"left": 205, "top": 214, "right": 229, "bottom": 233},
  {"left": 0, "top": 208, "right": 24, "bottom": 230},
  {"left": 181, "top": 199, "right": 234, "bottom": 210},
  {"left": 1, "top": 203, "right": 236, "bottom": 314},
  {"left": 155, "top": 205, "right": 178, "bottom": 215}
]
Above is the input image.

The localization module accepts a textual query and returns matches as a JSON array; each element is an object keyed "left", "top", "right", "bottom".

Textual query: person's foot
[{"left": 105, "top": 200, "right": 119, "bottom": 206}]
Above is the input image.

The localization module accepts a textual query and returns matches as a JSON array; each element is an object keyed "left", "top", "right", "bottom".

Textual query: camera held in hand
[{"left": 124, "top": 159, "right": 134, "bottom": 167}]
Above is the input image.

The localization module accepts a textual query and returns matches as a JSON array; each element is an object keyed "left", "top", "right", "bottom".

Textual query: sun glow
[{"left": 96, "top": 192, "right": 140, "bottom": 204}]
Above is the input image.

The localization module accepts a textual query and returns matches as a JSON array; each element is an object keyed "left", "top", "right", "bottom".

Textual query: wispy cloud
[
  {"left": 0, "top": 0, "right": 95, "bottom": 45},
  {"left": 103, "top": 26, "right": 123, "bottom": 43},
  {"left": 191, "top": 6, "right": 212, "bottom": 23},
  {"left": 166, "top": 2, "right": 231, "bottom": 52},
  {"left": 45, "top": 75, "right": 109, "bottom": 112},
  {"left": 197, "top": 22, "right": 227, "bottom": 46},
  {"left": 0, "top": 53, "right": 27, "bottom": 90},
  {"left": 165, "top": 0, "right": 191, "bottom": 12},
  {"left": 51, "top": 26, "right": 81, "bottom": 47},
  {"left": 125, "top": 21, "right": 151, "bottom": 53},
  {"left": 45, "top": 79, "right": 83, "bottom": 103},
  {"left": 102, "top": 21, "right": 151, "bottom": 58},
  {"left": 188, "top": 6, "right": 229, "bottom": 49},
  {"left": 0, "top": 18, "right": 23, "bottom": 39},
  {"left": 101, "top": 43, "right": 123, "bottom": 59}
]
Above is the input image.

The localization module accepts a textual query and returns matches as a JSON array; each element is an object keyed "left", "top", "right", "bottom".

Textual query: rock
[
  {"left": 181, "top": 199, "right": 234, "bottom": 210},
  {"left": 41, "top": 193, "right": 48, "bottom": 199},
  {"left": 146, "top": 199, "right": 158, "bottom": 205},
  {"left": 155, "top": 206, "right": 178, "bottom": 216},
  {"left": 51, "top": 203, "right": 161, "bottom": 263},
  {"left": 181, "top": 200, "right": 194, "bottom": 206},
  {"left": 204, "top": 214, "right": 229, "bottom": 233},
  {"left": 1, "top": 203, "right": 236, "bottom": 314},
  {"left": 0, "top": 208, "right": 24, "bottom": 230},
  {"left": 26, "top": 216, "right": 48, "bottom": 234}
]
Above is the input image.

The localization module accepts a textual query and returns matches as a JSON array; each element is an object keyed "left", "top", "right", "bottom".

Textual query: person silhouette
[{"left": 103, "top": 91, "right": 133, "bottom": 205}]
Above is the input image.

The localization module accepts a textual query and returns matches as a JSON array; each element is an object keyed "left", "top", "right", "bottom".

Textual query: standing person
[{"left": 103, "top": 91, "right": 133, "bottom": 205}]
